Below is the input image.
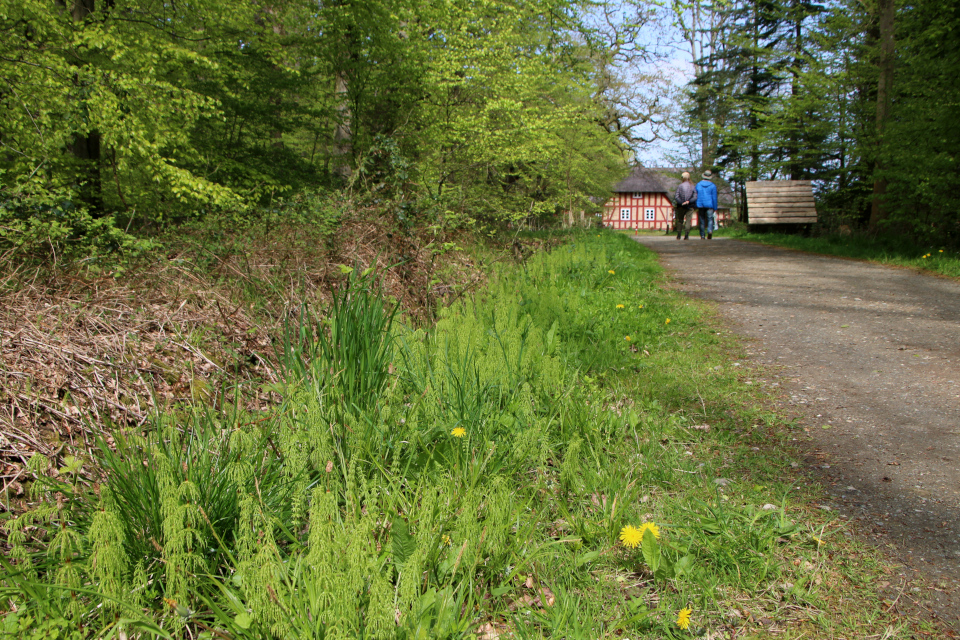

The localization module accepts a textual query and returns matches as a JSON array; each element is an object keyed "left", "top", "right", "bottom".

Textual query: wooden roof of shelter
[
  {"left": 611, "top": 166, "right": 669, "bottom": 194},
  {"left": 745, "top": 180, "right": 817, "bottom": 224}
]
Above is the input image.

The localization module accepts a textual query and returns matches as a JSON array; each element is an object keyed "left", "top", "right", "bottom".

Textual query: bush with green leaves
[{"left": 0, "top": 185, "right": 150, "bottom": 263}]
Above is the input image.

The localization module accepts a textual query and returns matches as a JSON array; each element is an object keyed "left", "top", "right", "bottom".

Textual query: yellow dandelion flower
[
  {"left": 665, "top": 318, "right": 671, "bottom": 324},
  {"left": 616, "top": 304, "right": 625, "bottom": 309},
  {"left": 638, "top": 304, "right": 644, "bottom": 309},
  {"left": 451, "top": 427, "right": 466, "bottom": 438},
  {"left": 608, "top": 269, "right": 615, "bottom": 275},
  {"left": 638, "top": 522, "right": 660, "bottom": 540},
  {"left": 625, "top": 335, "right": 631, "bottom": 341},
  {"left": 940, "top": 249, "right": 944, "bottom": 253},
  {"left": 676, "top": 607, "right": 692, "bottom": 630},
  {"left": 619, "top": 525, "right": 643, "bottom": 548}
]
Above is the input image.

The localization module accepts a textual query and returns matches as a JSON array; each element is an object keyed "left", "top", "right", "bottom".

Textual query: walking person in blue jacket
[{"left": 696, "top": 170, "right": 719, "bottom": 239}]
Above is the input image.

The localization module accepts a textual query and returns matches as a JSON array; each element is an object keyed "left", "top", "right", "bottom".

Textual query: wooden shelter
[{"left": 745, "top": 181, "right": 817, "bottom": 224}]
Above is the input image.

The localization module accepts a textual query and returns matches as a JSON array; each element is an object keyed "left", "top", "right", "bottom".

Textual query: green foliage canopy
[{"left": 0, "top": 0, "right": 629, "bottom": 258}]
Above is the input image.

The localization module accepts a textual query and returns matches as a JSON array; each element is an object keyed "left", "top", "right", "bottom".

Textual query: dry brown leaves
[
  {"left": 0, "top": 213, "right": 486, "bottom": 509},
  {"left": 504, "top": 574, "right": 556, "bottom": 612},
  {"left": 0, "top": 270, "right": 275, "bottom": 489}
]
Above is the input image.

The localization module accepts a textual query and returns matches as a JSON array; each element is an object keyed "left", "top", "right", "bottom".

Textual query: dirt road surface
[{"left": 635, "top": 235, "right": 960, "bottom": 629}]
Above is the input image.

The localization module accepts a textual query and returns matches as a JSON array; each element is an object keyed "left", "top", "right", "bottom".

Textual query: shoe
[
  {"left": 677, "top": 234, "right": 681, "bottom": 239},
  {"left": 700, "top": 236, "right": 705, "bottom": 239},
  {"left": 683, "top": 234, "right": 689, "bottom": 240},
  {"left": 708, "top": 233, "right": 712, "bottom": 239}
]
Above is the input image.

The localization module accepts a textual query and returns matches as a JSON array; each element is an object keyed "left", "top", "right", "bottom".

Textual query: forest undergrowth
[{"left": 1, "top": 231, "right": 911, "bottom": 638}]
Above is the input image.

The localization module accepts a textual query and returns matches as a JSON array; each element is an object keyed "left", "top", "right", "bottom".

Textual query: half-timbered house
[
  {"left": 601, "top": 167, "right": 675, "bottom": 231},
  {"left": 601, "top": 167, "right": 737, "bottom": 231}
]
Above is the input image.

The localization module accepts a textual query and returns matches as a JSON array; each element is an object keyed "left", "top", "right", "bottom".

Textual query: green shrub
[{"left": 0, "top": 185, "right": 149, "bottom": 263}]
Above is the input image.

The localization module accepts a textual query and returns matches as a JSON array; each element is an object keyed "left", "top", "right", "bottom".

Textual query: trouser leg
[{"left": 677, "top": 208, "right": 691, "bottom": 236}]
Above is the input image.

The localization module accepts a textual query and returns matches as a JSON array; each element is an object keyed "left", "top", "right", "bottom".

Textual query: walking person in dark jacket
[
  {"left": 696, "top": 170, "right": 719, "bottom": 239},
  {"left": 673, "top": 172, "right": 697, "bottom": 240}
]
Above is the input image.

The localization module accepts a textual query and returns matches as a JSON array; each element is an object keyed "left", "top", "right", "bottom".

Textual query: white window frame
[
  {"left": 644, "top": 208, "right": 656, "bottom": 221},
  {"left": 620, "top": 207, "right": 631, "bottom": 221},
  {"left": 632, "top": 192, "right": 643, "bottom": 199}
]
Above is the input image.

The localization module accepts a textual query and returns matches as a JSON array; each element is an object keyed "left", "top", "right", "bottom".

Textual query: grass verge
[
  {"left": 2, "top": 230, "right": 907, "bottom": 638},
  {"left": 716, "top": 226, "right": 960, "bottom": 279}
]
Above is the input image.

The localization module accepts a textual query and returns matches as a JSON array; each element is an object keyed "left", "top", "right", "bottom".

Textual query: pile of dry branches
[{"left": 0, "top": 213, "right": 486, "bottom": 509}]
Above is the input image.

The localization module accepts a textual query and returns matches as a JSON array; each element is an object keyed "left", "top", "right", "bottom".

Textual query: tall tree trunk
[
  {"left": 743, "top": 1, "right": 761, "bottom": 225},
  {"left": 838, "top": 81, "right": 847, "bottom": 192},
  {"left": 673, "top": 0, "right": 715, "bottom": 171},
  {"left": 269, "top": 8, "right": 285, "bottom": 149},
  {"left": 333, "top": 71, "right": 353, "bottom": 181},
  {"left": 868, "top": 0, "right": 895, "bottom": 232},
  {"left": 71, "top": 132, "right": 102, "bottom": 213},
  {"left": 787, "top": 8, "right": 803, "bottom": 180},
  {"left": 700, "top": 127, "right": 710, "bottom": 170},
  {"left": 69, "top": 0, "right": 104, "bottom": 214},
  {"left": 691, "top": 1, "right": 712, "bottom": 170}
]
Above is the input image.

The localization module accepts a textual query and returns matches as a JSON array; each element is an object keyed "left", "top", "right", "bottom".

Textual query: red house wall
[{"left": 602, "top": 192, "right": 680, "bottom": 230}]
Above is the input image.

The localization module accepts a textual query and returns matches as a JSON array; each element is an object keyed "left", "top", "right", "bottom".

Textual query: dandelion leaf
[
  {"left": 234, "top": 612, "right": 252, "bottom": 629},
  {"left": 545, "top": 320, "right": 559, "bottom": 355},
  {"left": 641, "top": 529, "right": 660, "bottom": 573},
  {"left": 391, "top": 517, "right": 417, "bottom": 565},
  {"left": 675, "top": 553, "right": 696, "bottom": 577}
]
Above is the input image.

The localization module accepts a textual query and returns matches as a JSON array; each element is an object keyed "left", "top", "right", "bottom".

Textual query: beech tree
[{"left": 1, "top": 0, "right": 647, "bottom": 256}]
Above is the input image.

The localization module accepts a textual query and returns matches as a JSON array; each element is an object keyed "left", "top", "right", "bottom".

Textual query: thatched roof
[
  {"left": 611, "top": 166, "right": 737, "bottom": 208},
  {"left": 612, "top": 166, "right": 669, "bottom": 194},
  {"left": 646, "top": 167, "right": 736, "bottom": 208}
]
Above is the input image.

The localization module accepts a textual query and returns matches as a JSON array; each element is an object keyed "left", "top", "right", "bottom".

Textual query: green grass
[
  {"left": 1, "top": 230, "right": 906, "bottom": 639},
  {"left": 716, "top": 226, "right": 960, "bottom": 278}
]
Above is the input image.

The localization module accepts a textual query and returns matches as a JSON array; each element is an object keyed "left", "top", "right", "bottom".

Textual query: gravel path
[{"left": 635, "top": 235, "right": 960, "bottom": 629}]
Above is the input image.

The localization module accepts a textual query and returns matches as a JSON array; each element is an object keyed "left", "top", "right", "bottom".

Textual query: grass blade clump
[{"left": 279, "top": 264, "right": 397, "bottom": 415}]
